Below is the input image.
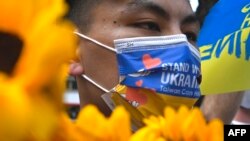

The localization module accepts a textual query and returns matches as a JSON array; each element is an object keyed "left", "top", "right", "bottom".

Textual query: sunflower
[
  {"left": 73, "top": 105, "right": 132, "bottom": 141},
  {"left": 0, "top": 0, "right": 77, "bottom": 140},
  {"left": 0, "top": 0, "right": 76, "bottom": 96},
  {"left": 130, "top": 106, "right": 223, "bottom": 141}
]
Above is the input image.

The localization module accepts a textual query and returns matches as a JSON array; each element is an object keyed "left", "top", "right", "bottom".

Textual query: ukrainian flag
[{"left": 197, "top": 0, "right": 250, "bottom": 95}]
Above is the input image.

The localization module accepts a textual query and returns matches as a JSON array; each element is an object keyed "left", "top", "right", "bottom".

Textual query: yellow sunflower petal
[
  {"left": 206, "top": 119, "right": 223, "bottom": 141},
  {"left": 14, "top": 22, "right": 76, "bottom": 92},
  {"left": 51, "top": 112, "right": 83, "bottom": 141},
  {"left": 130, "top": 127, "right": 159, "bottom": 141},
  {"left": 76, "top": 105, "right": 107, "bottom": 139},
  {"left": 76, "top": 105, "right": 132, "bottom": 141},
  {"left": 108, "top": 106, "right": 131, "bottom": 141},
  {"left": 0, "top": 81, "right": 30, "bottom": 141},
  {"left": 181, "top": 107, "right": 206, "bottom": 141},
  {"left": 163, "top": 107, "right": 179, "bottom": 140},
  {"left": 0, "top": 0, "right": 33, "bottom": 36},
  {"left": 27, "top": 99, "right": 59, "bottom": 141}
]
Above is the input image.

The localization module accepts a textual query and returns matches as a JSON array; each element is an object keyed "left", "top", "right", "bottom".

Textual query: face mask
[{"left": 75, "top": 31, "right": 201, "bottom": 129}]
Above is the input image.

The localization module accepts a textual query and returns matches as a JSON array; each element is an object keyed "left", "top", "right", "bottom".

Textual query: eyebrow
[
  {"left": 182, "top": 14, "right": 200, "bottom": 25},
  {"left": 126, "top": 1, "right": 199, "bottom": 25},
  {"left": 126, "top": 0, "right": 170, "bottom": 20}
]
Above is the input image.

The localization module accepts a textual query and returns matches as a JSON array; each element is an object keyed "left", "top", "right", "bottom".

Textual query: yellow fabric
[
  {"left": 200, "top": 27, "right": 250, "bottom": 94},
  {"left": 199, "top": 3, "right": 250, "bottom": 95}
]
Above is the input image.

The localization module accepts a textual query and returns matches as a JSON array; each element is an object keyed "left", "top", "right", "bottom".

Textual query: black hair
[
  {"left": 67, "top": 0, "right": 212, "bottom": 32},
  {"left": 196, "top": 0, "right": 218, "bottom": 26},
  {"left": 66, "top": 0, "right": 102, "bottom": 33}
]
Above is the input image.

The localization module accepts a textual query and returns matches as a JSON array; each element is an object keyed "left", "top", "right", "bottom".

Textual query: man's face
[{"left": 76, "top": 0, "right": 200, "bottom": 112}]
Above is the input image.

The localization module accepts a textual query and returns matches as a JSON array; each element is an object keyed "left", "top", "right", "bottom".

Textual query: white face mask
[
  {"left": 75, "top": 31, "right": 201, "bottom": 129},
  {"left": 74, "top": 31, "right": 201, "bottom": 97}
]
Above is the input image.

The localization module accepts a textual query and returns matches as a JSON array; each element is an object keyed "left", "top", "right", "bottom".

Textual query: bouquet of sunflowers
[{"left": 0, "top": 0, "right": 223, "bottom": 141}]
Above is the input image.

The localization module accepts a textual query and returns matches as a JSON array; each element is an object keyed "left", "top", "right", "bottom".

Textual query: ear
[
  {"left": 69, "top": 61, "right": 84, "bottom": 76},
  {"left": 69, "top": 48, "right": 84, "bottom": 76}
]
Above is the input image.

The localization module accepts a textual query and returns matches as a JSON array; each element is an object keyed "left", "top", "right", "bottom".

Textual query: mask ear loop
[
  {"left": 82, "top": 74, "right": 118, "bottom": 112},
  {"left": 74, "top": 31, "right": 116, "bottom": 52},
  {"left": 82, "top": 74, "right": 110, "bottom": 93},
  {"left": 74, "top": 30, "right": 121, "bottom": 92}
]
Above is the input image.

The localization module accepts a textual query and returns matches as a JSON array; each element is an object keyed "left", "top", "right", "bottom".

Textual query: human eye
[{"left": 131, "top": 21, "right": 161, "bottom": 32}]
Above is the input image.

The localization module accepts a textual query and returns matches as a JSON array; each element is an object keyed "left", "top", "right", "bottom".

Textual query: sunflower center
[{"left": 0, "top": 32, "right": 23, "bottom": 75}]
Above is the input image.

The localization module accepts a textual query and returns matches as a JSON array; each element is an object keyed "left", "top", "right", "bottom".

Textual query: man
[
  {"left": 233, "top": 91, "right": 250, "bottom": 124},
  {"left": 68, "top": 0, "right": 242, "bottom": 124}
]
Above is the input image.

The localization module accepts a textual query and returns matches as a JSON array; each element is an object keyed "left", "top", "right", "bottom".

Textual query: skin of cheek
[{"left": 77, "top": 3, "right": 125, "bottom": 89}]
